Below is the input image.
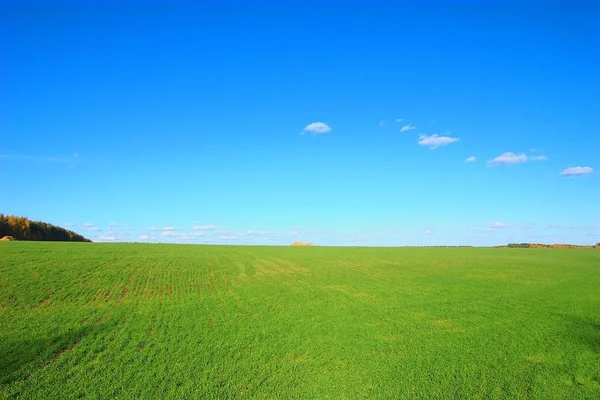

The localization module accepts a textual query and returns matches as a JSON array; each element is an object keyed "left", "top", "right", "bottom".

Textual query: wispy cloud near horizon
[{"left": 193, "top": 224, "right": 219, "bottom": 231}]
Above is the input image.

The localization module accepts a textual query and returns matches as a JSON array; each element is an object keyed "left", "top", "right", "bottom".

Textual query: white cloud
[
  {"left": 489, "top": 222, "right": 510, "bottom": 229},
  {"left": 400, "top": 124, "right": 416, "bottom": 132},
  {"left": 378, "top": 121, "right": 386, "bottom": 127},
  {"left": 138, "top": 235, "right": 152, "bottom": 241},
  {"left": 162, "top": 226, "right": 176, "bottom": 231},
  {"left": 63, "top": 222, "right": 74, "bottom": 227},
  {"left": 289, "top": 231, "right": 299, "bottom": 237},
  {"left": 396, "top": 118, "right": 404, "bottom": 123},
  {"left": 487, "top": 152, "right": 528, "bottom": 166},
  {"left": 109, "top": 222, "right": 118, "bottom": 227},
  {"left": 193, "top": 225, "right": 218, "bottom": 231},
  {"left": 83, "top": 222, "right": 101, "bottom": 232},
  {"left": 302, "top": 122, "right": 331, "bottom": 135},
  {"left": 340, "top": 237, "right": 362, "bottom": 243},
  {"left": 155, "top": 230, "right": 207, "bottom": 241},
  {"left": 530, "top": 155, "right": 549, "bottom": 162},
  {"left": 417, "top": 134, "right": 459, "bottom": 149},
  {"left": 467, "top": 222, "right": 519, "bottom": 232},
  {"left": 148, "top": 227, "right": 159, "bottom": 231},
  {"left": 220, "top": 236, "right": 236, "bottom": 240},
  {"left": 242, "top": 230, "right": 273, "bottom": 237},
  {"left": 465, "top": 156, "right": 476, "bottom": 163},
  {"left": 560, "top": 166, "right": 593, "bottom": 176},
  {"left": 98, "top": 235, "right": 117, "bottom": 241},
  {"left": 424, "top": 229, "right": 433, "bottom": 235}
]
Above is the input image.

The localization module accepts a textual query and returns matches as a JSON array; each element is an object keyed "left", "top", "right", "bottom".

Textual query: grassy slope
[{"left": 0, "top": 242, "right": 599, "bottom": 399}]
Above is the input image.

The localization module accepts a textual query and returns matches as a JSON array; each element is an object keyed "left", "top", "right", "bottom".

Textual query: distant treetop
[{"left": 291, "top": 241, "right": 313, "bottom": 247}]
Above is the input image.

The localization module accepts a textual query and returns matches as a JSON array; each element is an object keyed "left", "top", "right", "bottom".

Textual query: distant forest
[
  {"left": 0, "top": 214, "right": 91, "bottom": 242},
  {"left": 497, "top": 243, "right": 600, "bottom": 249}
]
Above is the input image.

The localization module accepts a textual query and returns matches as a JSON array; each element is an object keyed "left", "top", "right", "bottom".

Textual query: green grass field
[{"left": 1, "top": 242, "right": 599, "bottom": 399}]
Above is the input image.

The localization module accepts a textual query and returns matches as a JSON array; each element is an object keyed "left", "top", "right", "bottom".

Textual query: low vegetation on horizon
[
  {"left": 1, "top": 242, "right": 599, "bottom": 399},
  {"left": 497, "top": 242, "right": 600, "bottom": 249}
]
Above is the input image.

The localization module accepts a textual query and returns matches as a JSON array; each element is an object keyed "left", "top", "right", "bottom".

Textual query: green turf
[{"left": 1, "top": 242, "right": 599, "bottom": 399}]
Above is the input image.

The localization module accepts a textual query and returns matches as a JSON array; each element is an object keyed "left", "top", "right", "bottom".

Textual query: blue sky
[{"left": 1, "top": 0, "right": 598, "bottom": 246}]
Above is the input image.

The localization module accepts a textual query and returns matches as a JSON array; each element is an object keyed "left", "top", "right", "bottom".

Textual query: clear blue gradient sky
[{"left": 1, "top": 1, "right": 598, "bottom": 246}]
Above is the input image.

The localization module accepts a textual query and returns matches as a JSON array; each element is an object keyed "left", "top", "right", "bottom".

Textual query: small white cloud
[
  {"left": 220, "top": 236, "right": 236, "bottom": 240},
  {"left": 83, "top": 222, "right": 95, "bottom": 227},
  {"left": 378, "top": 120, "right": 386, "bottom": 127},
  {"left": 560, "top": 166, "right": 593, "bottom": 176},
  {"left": 487, "top": 152, "right": 528, "bottom": 166},
  {"left": 465, "top": 156, "right": 476, "bottom": 163},
  {"left": 162, "top": 226, "right": 176, "bottom": 231},
  {"left": 193, "top": 225, "right": 218, "bottom": 231},
  {"left": 88, "top": 227, "right": 102, "bottom": 232},
  {"left": 396, "top": 118, "right": 403, "bottom": 123},
  {"left": 242, "top": 230, "right": 272, "bottom": 237},
  {"left": 424, "top": 229, "right": 433, "bottom": 235},
  {"left": 109, "top": 222, "right": 118, "bottom": 227},
  {"left": 530, "top": 155, "right": 548, "bottom": 162},
  {"left": 158, "top": 231, "right": 205, "bottom": 241},
  {"left": 400, "top": 124, "right": 416, "bottom": 132},
  {"left": 148, "top": 227, "right": 159, "bottom": 231},
  {"left": 302, "top": 122, "right": 332, "bottom": 135},
  {"left": 289, "top": 231, "right": 299, "bottom": 237},
  {"left": 138, "top": 235, "right": 151, "bottom": 240},
  {"left": 63, "top": 222, "right": 74, "bottom": 227},
  {"left": 417, "top": 134, "right": 460, "bottom": 149},
  {"left": 489, "top": 222, "right": 510, "bottom": 229},
  {"left": 340, "top": 237, "right": 362, "bottom": 243},
  {"left": 98, "top": 235, "right": 117, "bottom": 241}
]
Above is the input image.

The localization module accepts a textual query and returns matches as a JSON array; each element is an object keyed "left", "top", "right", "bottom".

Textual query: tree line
[
  {"left": 0, "top": 214, "right": 92, "bottom": 242},
  {"left": 497, "top": 243, "right": 600, "bottom": 249}
]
